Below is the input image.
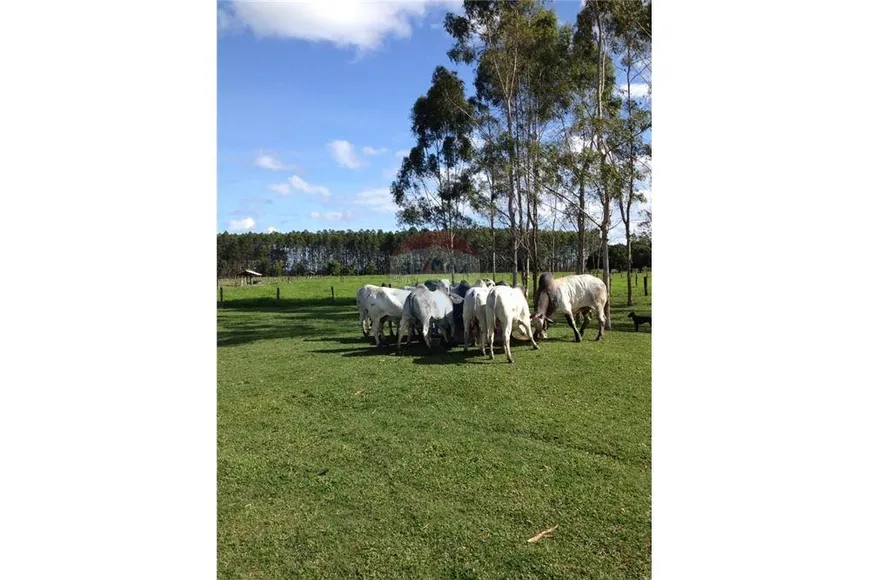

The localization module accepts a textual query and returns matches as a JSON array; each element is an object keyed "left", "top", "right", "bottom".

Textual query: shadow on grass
[
  {"left": 217, "top": 322, "right": 324, "bottom": 347},
  {"left": 217, "top": 300, "right": 650, "bottom": 348},
  {"left": 219, "top": 297, "right": 357, "bottom": 310}
]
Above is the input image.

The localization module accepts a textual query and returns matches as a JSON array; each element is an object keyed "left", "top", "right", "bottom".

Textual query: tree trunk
[
  {"left": 506, "top": 103, "right": 519, "bottom": 287},
  {"left": 530, "top": 115, "right": 540, "bottom": 297},
  {"left": 625, "top": 44, "right": 635, "bottom": 306},
  {"left": 576, "top": 158, "right": 589, "bottom": 274},
  {"left": 625, "top": 221, "right": 633, "bottom": 305},
  {"left": 491, "top": 193, "right": 496, "bottom": 280},
  {"left": 595, "top": 3, "right": 612, "bottom": 330}
]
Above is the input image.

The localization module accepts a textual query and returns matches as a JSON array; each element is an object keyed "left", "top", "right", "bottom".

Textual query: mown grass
[{"left": 218, "top": 272, "right": 651, "bottom": 579}]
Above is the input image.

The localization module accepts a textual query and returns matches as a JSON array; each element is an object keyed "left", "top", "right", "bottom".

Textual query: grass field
[{"left": 217, "top": 272, "right": 651, "bottom": 579}]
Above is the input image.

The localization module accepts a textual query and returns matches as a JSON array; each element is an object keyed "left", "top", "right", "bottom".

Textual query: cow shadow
[{"left": 409, "top": 348, "right": 492, "bottom": 365}]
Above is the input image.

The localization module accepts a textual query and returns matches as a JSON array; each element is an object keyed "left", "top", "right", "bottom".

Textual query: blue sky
[{"left": 217, "top": 0, "right": 646, "bottom": 236}]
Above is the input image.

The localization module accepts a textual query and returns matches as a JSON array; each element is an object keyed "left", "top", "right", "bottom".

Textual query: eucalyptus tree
[
  {"left": 445, "top": 0, "right": 541, "bottom": 286},
  {"left": 445, "top": 0, "right": 573, "bottom": 291},
  {"left": 515, "top": 6, "right": 567, "bottom": 294},
  {"left": 575, "top": 0, "right": 623, "bottom": 328},
  {"left": 610, "top": 0, "right": 652, "bottom": 305},
  {"left": 391, "top": 66, "right": 476, "bottom": 282}
]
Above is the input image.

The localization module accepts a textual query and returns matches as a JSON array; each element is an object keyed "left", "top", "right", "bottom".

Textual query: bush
[{"left": 326, "top": 260, "right": 342, "bottom": 276}]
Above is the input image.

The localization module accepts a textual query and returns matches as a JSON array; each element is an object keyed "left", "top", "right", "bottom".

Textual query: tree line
[
  {"left": 216, "top": 229, "right": 650, "bottom": 279},
  {"left": 390, "top": 0, "right": 651, "bottom": 320}
]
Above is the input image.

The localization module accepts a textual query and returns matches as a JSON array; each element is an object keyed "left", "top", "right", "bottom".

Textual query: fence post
[
  {"left": 643, "top": 276, "right": 648, "bottom": 296},
  {"left": 219, "top": 287, "right": 223, "bottom": 308},
  {"left": 276, "top": 287, "right": 280, "bottom": 303},
  {"left": 331, "top": 286, "right": 335, "bottom": 302}
]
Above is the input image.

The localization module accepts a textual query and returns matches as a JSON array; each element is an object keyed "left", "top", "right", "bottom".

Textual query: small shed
[{"left": 239, "top": 269, "right": 263, "bottom": 285}]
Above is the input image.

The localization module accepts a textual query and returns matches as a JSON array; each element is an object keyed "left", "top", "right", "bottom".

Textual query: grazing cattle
[
  {"left": 462, "top": 279, "right": 494, "bottom": 354},
  {"left": 364, "top": 287, "right": 412, "bottom": 346},
  {"left": 484, "top": 285, "right": 539, "bottom": 363},
  {"left": 396, "top": 283, "right": 464, "bottom": 353},
  {"left": 627, "top": 311, "right": 651, "bottom": 331},
  {"left": 531, "top": 273, "right": 608, "bottom": 342}
]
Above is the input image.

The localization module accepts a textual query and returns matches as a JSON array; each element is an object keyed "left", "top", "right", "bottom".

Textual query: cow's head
[{"left": 530, "top": 312, "right": 555, "bottom": 339}]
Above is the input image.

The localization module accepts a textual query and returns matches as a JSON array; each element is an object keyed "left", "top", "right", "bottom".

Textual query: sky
[{"left": 217, "top": 0, "right": 649, "bottom": 240}]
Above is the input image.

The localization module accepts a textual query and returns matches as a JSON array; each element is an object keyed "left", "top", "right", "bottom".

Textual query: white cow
[
  {"left": 364, "top": 286, "right": 412, "bottom": 346},
  {"left": 484, "top": 285, "right": 539, "bottom": 363},
  {"left": 462, "top": 279, "right": 495, "bottom": 354},
  {"left": 396, "top": 283, "right": 463, "bottom": 353},
  {"left": 530, "top": 273, "right": 608, "bottom": 342}
]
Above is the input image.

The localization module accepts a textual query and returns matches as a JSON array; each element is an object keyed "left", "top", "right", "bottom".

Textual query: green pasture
[{"left": 217, "top": 272, "right": 651, "bottom": 579}]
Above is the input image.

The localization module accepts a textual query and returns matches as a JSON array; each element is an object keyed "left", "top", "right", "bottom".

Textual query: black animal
[{"left": 627, "top": 311, "right": 651, "bottom": 332}]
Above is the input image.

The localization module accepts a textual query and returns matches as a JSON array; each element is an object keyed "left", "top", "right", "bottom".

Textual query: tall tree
[
  {"left": 391, "top": 66, "right": 476, "bottom": 282},
  {"left": 610, "top": 0, "right": 652, "bottom": 305},
  {"left": 579, "top": 0, "right": 622, "bottom": 329},
  {"left": 446, "top": 0, "right": 538, "bottom": 286}
]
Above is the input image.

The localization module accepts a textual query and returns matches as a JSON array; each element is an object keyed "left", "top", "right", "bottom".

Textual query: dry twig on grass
[{"left": 526, "top": 525, "right": 558, "bottom": 544}]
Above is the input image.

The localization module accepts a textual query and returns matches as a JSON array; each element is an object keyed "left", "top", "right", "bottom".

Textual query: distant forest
[{"left": 216, "top": 228, "right": 651, "bottom": 278}]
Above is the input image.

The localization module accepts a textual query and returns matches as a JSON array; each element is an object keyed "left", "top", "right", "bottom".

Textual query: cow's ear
[
  {"left": 546, "top": 317, "right": 555, "bottom": 324},
  {"left": 449, "top": 293, "right": 464, "bottom": 304}
]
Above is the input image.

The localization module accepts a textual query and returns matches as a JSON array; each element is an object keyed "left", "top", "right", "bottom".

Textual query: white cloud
[
  {"left": 270, "top": 175, "right": 331, "bottom": 198},
  {"left": 353, "top": 187, "right": 399, "bottom": 214},
  {"left": 220, "top": 0, "right": 462, "bottom": 51},
  {"left": 328, "top": 139, "right": 364, "bottom": 169},
  {"left": 311, "top": 210, "right": 351, "bottom": 221},
  {"left": 254, "top": 153, "right": 292, "bottom": 171},
  {"left": 362, "top": 146, "right": 388, "bottom": 156},
  {"left": 394, "top": 149, "right": 410, "bottom": 158},
  {"left": 617, "top": 83, "right": 651, "bottom": 99},
  {"left": 266, "top": 226, "right": 279, "bottom": 233},
  {"left": 290, "top": 175, "right": 331, "bottom": 197},
  {"left": 269, "top": 183, "right": 290, "bottom": 195},
  {"left": 228, "top": 217, "right": 256, "bottom": 232}
]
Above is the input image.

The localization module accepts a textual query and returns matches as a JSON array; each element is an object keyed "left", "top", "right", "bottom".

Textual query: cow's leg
[
  {"left": 564, "top": 313, "right": 582, "bottom": 342},
  {"left": 421, "top": 320, "right": 431, "bottom": 349},
  {"left": 373, "top": 315, "right": 386, "bottom": 346},
  {"left": 485, "top": 314, "right": 495, "bottom": 360},
  {"left": 359, "top": 308, "right": 369, "bottom": 338},
  {"left": 595, "top": 305, "right": 606, "bottom": 341},
  {"left": 463, "top": 310, "right": 474, "bottom": 352},
  {"left": 502, "top": 316, "right": 514, "bottom": 363},
  {"left": 396, "top": 317, "right": 407, "bottom": 353},
  {"left": 447, "top": 318, "right": 457, "bottom": 347},
  {"left": 474, "top": 319, "right": 486, "bottom": 356},
  {"left": 519, "top": 318, "right": 539, "bottom": 350},
  {"left": 578, "top": 307, "right": 591, "bottom": 338}
]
